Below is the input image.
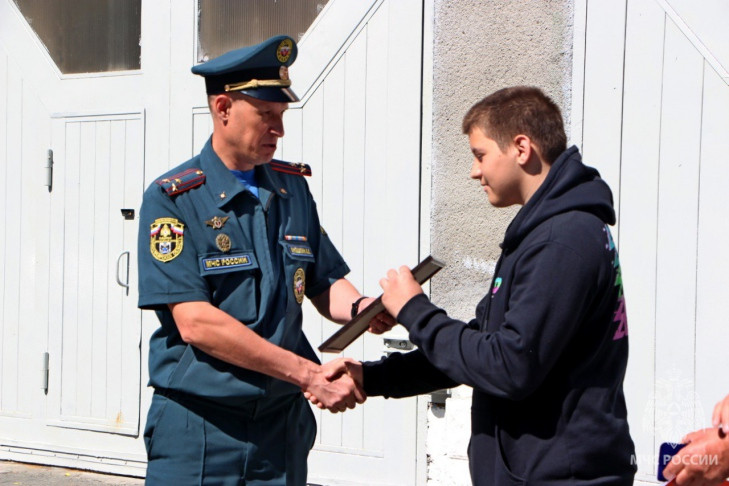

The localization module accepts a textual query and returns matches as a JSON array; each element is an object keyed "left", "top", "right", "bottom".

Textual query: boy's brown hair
[{"left": 462, "top": 86, "right": 567, "bottom": 164}]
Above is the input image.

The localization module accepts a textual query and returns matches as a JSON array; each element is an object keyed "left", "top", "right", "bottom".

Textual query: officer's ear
[{"left": 210, "top": 94, "right": 234, "bottom": 123}]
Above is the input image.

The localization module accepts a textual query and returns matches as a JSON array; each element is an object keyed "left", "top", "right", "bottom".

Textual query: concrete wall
[{"left": 425, "top": 1, "right": 575, "bottom": 483}]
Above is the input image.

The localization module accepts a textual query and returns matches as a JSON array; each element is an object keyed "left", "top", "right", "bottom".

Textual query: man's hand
[
  {"left": 354, "top": 297, "right": 397, "bottom": 334},
  {"left": 379, "top": 266, "right": 424, "bottom": 318},
  {"left": 302, "top": 363, "right": 365, "bottom": 413},
  {"left": 322, "top": 357, "right": 363, "bottom": 386},
  {"left": 663, "top": 427, "right": 729, "bottom": 485},
  {"left": 304, "top": 358, "right": 364, "bottom": 412},
  {"left": 714, "top": 394, "right": 729, "bottom": 435}
]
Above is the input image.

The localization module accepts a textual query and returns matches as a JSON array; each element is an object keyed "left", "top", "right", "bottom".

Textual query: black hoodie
[{"left": 363, "top": 147, "right": 636, "bottom": 485}]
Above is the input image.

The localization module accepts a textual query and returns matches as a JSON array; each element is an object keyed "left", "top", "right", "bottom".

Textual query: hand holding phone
[{"left": 658, "top": 442, "right": 686, "bottom": 481}]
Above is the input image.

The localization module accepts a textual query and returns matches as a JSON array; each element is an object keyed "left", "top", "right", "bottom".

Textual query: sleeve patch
[{"left": 150, "top": 218, "right": 185, "bottom": 262}]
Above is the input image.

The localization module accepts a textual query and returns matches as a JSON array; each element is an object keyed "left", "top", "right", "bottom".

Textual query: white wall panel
[
  {"left": 1, "top": 58, "right": 23, "bottom": 415},
  {"left": 192, "top": 109, "right": 212, "bottom": 156},
  {"left": 294, "top": 0, "right": 379, "bottom": 99},
  {"left": 321, "top": 61, "right": 346, "bottom": 257},
  {"left": 302, "top": 89, "right": 325, "bottom": 205},
  {"left": 664, "top": 0, "right": 729, "bottom": 80},
  {"left": 0, "top": 46, "right": 49, "bottom": 419},
  {"left": 279, "top": 106, "right": 303, "bottom": 164},
  {"left": 581, "top": 0, "right": 626, "bottom": 233},
  {"left": 653, "top": 19, "right": 704, "bottom": 443},
  {"left": 120, "top": 117, "right": 144, "bottom": 430},
  {"left": 360, "top": 7, "right": 391, "bottom": 459},
  {"left": 300, "top": 88, "right": 327, "bottom": 379},
  {"left": 319, "top": 59, "right": 347, "bottom": 448},
  {"left": 694, "top": 66, "right": 729, "bottom": 430},
  {"left": 619, "top": 0, "right": 665, "bottom": 476},
  {"left": 106, "top": 121, "right": 126, "bottom": 425},
  {"left": 580, "top": 0, "right": 729, "bottom": 482},
  {"left": 60, "top": 121, "right": 81, "bottom": 419},
  {"left": 382, "top": 0, "right": 421, "bottom": 267},
  {"left": 297, "top": 0, "right": 422, "bottom": 483},
  {"left": 0, "top": 52, "right": 7, "bottom": 414},
  {"left": 20, "top": 58, "right": 51, "bottom": 420},
  {"left": 340, "top": 30, "right": 369, "bottom": 451}
]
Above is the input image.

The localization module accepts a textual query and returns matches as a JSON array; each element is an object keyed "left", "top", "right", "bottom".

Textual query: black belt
[{"left": 154, "top": 387, "right": 299, "bottom": 421}]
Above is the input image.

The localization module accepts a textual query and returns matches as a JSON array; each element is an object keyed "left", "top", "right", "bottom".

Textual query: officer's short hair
[{"left": 462, "top": 86, "right": 567, "bottom": 164}]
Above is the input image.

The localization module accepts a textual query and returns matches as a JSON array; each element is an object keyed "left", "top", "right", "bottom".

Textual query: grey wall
[
  {"left": 429, "top": 0, "right": 575, "bottom": 320},
  {"left": 423, "top": 3, "right": 577, "bottom": 481}
]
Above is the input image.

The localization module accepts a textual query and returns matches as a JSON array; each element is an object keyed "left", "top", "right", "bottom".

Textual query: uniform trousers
[{"left": 144, "top": 389, "right": 316, "bottom": 486}]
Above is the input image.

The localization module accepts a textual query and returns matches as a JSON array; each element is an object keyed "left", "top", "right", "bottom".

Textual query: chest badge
[
  {"left": 293, "top": 268, "right": 305, "bottom": 304},
  {"left": 150, "top": 218, "right": 184, "bottom": 262},
  {"left": 205, "top": 216, "right": 229, "bottom": 230},
  {"left": 216, "top": 233, "right": 232, "bottom": 253}
]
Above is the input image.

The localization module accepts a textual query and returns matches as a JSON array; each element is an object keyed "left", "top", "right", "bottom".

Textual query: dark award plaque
[{"left": 318, "top": 256, "right": 445, "bottom": 353}]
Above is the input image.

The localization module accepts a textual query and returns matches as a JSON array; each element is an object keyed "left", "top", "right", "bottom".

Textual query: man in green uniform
[{"left": 138, "top": 35, "right": 392, "bottom": 485}]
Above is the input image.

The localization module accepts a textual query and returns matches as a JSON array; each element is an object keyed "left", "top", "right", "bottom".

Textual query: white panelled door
[
  {"left": 190, "top": 1, "right": 426, "bottom": 483},
  {"left": 47, "top": 114, "right": 144, "bottom": 437},
  {"left": 279, "top": 1, "right": 425, "bottom": 484},
  {"left": 576, "top": 0, "right": 729, "bottom": 483},
  {"left": 0, "top": 0, "right": 166, "bottom": 475},
  {"left": 1, "top": 0, "right": 426, "bottom": 482}
]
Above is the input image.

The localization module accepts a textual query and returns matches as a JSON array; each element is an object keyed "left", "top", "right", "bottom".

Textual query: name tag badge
[
  {"left": 199, "top": 251, "right": 258, "bottom": 275},
  {"left": 280, "top": 239, "right": 315, "bottom": 262}
]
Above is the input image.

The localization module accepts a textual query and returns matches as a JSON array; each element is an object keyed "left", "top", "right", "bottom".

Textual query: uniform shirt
[
  {"left": 138, "top": 138, "right": 349, "bottom": 406},
  {"left": 231, "top": 169, "right": 259, "bottom": 199}
]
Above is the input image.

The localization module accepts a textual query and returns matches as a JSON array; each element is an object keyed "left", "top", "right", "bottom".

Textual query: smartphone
[{"left": 657, "top": 442, "right": 686, "bottom": 481}]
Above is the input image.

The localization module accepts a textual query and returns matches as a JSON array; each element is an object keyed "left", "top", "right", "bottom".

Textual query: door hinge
[
  {"left": 44, "top": 149, "right": 54, "bottom": 192},
  {"left": 42, "top": 352, "right": 49, "bottom": 395}
]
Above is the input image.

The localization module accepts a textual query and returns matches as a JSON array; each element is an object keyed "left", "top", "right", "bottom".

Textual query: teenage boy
[{"left": 313, "top": 86, "right": 636, "bottom": 484}]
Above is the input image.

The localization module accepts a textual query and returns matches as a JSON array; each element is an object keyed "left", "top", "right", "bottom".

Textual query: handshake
[
  {"left": 303, "top": 358, "right": 365, "bottom": 413},
  {"left": 300, "top": 264, "right": 427, "bottom": 413}
]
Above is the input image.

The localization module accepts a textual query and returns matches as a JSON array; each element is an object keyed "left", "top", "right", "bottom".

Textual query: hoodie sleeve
[
  {"left": 361, "top": 349, "right": 458, "bottom": 398},
  {"left": 398, "top": 240, "right": 600, "bottom": 400}
]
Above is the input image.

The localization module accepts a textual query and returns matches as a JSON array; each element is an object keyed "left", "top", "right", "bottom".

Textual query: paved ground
[
  {"left": 0, "top": 462, "right": 144, "bottom": 485},
  {"left": 0, "top": 462, "right": 329, "bottom": 485}
]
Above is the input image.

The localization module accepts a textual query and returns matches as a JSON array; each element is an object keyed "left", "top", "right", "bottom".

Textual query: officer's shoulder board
[
  {"left": 155, "top": 168, "right": 206, "bottom": 196},
  {"left": 269, "top": 160, "right": 312, "bottom": 177}
]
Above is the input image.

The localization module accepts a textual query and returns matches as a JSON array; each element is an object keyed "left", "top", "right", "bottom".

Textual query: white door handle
[{"left": 116, "top": 251, "right": 130, "bottom": 295}]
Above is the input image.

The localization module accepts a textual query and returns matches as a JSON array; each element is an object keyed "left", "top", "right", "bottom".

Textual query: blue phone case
[{"left": 657, "top": 442, "right": 686, "bottom": 481}]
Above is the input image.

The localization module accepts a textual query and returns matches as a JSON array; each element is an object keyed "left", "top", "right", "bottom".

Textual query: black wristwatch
[{"left": 351, "top": 296, "right": 368, "bottom": 319}]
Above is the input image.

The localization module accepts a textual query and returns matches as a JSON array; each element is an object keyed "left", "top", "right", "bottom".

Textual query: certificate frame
[{"left": 318, "top": 256, "right": 445, "bottom": 353}]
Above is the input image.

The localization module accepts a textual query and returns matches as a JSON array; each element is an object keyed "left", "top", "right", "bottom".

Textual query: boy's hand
[
  {"left": 379, "top": 265, "right": 424, "bottom": 318},
  {"left": 302, "top": 364, "right": 366, "bottom": 413}
]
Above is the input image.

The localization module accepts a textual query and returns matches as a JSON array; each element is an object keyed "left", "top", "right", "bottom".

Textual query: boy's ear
[{"left": 513, "top": 134, "right": 533, "bottom": 166}]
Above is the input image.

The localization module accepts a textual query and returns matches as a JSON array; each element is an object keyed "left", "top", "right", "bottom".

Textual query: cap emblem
[{"left": 276, "top": 39, "right": 293, "bottom": 63}]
